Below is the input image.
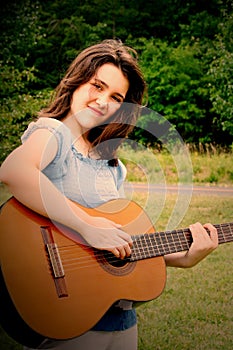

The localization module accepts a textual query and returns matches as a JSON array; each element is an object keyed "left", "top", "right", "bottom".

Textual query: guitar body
[{"left": 0, "top": 198, "right": 166, "bottom": 344}]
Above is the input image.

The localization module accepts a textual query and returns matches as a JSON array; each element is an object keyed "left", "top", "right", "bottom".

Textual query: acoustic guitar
[{"left": 0, "top": 197, "right": 232, "bottom": 348}]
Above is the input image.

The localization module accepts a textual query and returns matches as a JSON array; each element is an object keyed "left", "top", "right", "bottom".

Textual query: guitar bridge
[
  {"left": 40, "top": 226, "right": 68, "bottom": 298},
  {"left": 46, "top": 243, "right": 65, "bottom": 278}
]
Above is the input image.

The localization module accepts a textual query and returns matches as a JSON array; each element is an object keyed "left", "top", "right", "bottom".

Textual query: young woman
[{"left": 0, "top": 39, "right": 218, "bottom": 350}]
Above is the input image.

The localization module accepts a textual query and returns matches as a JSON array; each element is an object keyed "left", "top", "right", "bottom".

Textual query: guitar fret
[
  {"left": 166, "top": 231, "right": 177, "bottom": 254},
  {"left": 145, "top": 234, "right": 155, "bottom": 257},
  {"left": 170, "top": 230, "right": 183, "bottom": 252},
  {"left": 132, "top": 236, "right": 141, "bottom": 260},
  {"left": 220, "top": 224, "right": 227, "bottom": 243},
  {"left": 228, "top": 223, "right": 233, "bottom": 241},
  {"left": 176, "top": 230, "right": 186, "bottom": 252},
  {"left": 155, "top": 232, "right": 166, "bottom": 256},
  {"left": 151, "top": 234, "right": 160, "bottom": 255},
  {"left": 230, "top": 223, "right": 233, "bottom": 237},
  {"left": 133, "top": 234, "right": 148, "bottom": 260},
  {"left": 161, "top": 232, "right": 169, "bottom": 254},
  {"left": 131, "top": 222, "right": 233, "bottom": 262},
  {"left": 225, "top": 223, "right": 233, "bottom": 242},
  {"left": 215, "top": 223, "right": 233, "bottom": 244},
  {"left": 141, "top": 235, "right": 147, "bottom": 259},
  {"left": 132, "top": 229, "right": 191, "bottom": 260},
  {"left": 150, "top": 235, "right": 161, "bottom": 256}
]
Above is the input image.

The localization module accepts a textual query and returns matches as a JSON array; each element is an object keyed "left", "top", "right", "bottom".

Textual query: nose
[{"left": 96, "top": 94, "right": 109, "bottom": 108}]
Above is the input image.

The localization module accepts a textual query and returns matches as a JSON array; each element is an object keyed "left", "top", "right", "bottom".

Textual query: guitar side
[{"left": 0, "top": 198, "right": 166, "bottom": 341}]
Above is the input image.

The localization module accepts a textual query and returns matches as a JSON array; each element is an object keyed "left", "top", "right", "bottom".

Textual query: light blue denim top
[
  {"left": 21, "top": 117, "right": 137, "bottom": 331},
  {"left": 21, "top": 117, "right": 126, "bottom": 208}
]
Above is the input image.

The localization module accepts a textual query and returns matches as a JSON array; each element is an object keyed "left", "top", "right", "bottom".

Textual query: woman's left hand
[
  {"left": 165, "top": 222, "right": 218, "bottom": 268},
  {"left": 184, "top": 222, "right": 218, "bottom": 267}
]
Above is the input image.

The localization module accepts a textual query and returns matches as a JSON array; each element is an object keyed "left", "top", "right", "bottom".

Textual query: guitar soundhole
[{"left": 95, "top": 251, "right": 136, "bottom": 276}]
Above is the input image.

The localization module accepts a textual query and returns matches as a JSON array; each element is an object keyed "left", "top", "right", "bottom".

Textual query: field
[
  {"left": 136, "top": 193, "right": 233, "bottom": 350},
  {"left": 118, "top": 144, "right": 233, "bottom": 186},
  {"left": 0, "top": 149, "right": 233, "bottom": 349}
]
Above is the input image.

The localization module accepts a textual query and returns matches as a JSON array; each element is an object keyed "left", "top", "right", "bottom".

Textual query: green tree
[
  {"left": 208, "top": 13, "right": 233, "bottom": 142},
  {"left": 130, "top": 38, "right": 212, "bottom": 144},
  {"left": 0, "top": 0, "right": 232, "bottom": 159}
]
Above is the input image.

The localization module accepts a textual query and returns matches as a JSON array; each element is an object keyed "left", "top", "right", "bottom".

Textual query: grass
[
  {"left": 138, "top": 243, "right": 233, "bottom": 350},
  {"left": 0, "top": 150, "right": 233, "bottom": 349},
  {"left": 118, "top": 145, "right": 233, "bottom": 186},
  {"left": 135, "top": 194, "right": 233, "bottom": 350}
]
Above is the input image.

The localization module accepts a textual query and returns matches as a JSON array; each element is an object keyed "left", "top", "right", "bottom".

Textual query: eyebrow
[{"left": 94, "top": 78, "right": 125, "bottom": 100}]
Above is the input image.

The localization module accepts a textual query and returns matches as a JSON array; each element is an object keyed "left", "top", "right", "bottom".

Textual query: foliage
[
  {"left": 207, "top": 13, "right": 233, "bottom": 139},
  {"left": 130, "top": 38, "right": 212, "bottom": 144},
  {"left": 0, "top": 90, "right": 52, "bottom": 163},
  {"left": 118, "top": 145, "right": 233, "bottom": 185},
  {"left": 0, "top": 0, "right": 233, "bottom": 161}
]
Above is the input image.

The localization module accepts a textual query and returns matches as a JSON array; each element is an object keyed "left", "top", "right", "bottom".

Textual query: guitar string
[
  {"left": 54, "top": 230, "right": 233, "bottom": 272},
  {"left": 59, "top": 235, "right": 190, "bottom": 259},
  {"left": 59, "top": 234, "right": 232, "bottom": 267},
  {"left": 49, "top": 242, "right": 233, "bottom": 273},
  {"left": 55, "top": 222, "right": 232, "bottom": 262},
  {"left": 59, "top": 239, "right": 233, "bottom": 274},
  {"left": 57, "top": 240, "right": 233, "bottom": 273},
  {"left": 44, "top": 224, "right": 233, "bottom": 273},
  {"left": 58, "top": 226, "right": 233, "bottom": 262},
  {"left": 58, "top": 240, "right": 180, "bottom": 270},
  {"left": 58, "top": 225, "right": 233, "bottom": 259}
]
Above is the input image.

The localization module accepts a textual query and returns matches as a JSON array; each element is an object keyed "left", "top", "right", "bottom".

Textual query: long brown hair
[{"left": 39, "top": 39, "right": 147, "bottom": 163}]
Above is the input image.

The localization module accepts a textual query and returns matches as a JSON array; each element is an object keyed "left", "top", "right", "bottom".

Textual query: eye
[
  {"left": 93, "top": 82, "right": 103, "bottom": 91},
  {"left": 112, "top": 95, "right": 123, "bottom": 103}
]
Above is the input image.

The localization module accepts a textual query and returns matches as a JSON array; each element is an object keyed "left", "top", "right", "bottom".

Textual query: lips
[{"left": 88, "top": 105, "right": 105, "bottom": 117}]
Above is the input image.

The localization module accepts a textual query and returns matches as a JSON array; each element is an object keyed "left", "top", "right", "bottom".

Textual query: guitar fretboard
[{"left": 130, "top": 222, "right": 233, "bottom": 261}]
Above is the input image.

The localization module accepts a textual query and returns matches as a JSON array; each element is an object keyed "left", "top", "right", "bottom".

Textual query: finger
[
  {"left": 203, "top": 223, "right": 218, "bottom": 246},
  {"left": 189, "top": 222, "right": 204, "bottom": 238},
  {"left": 189, "top": 222, "right": 212, "bottom": 238},
  {"left": 114, "top": 223, "right": 123, "bottom": 228},
  {"left": 117, "top": 244, "right": 131, "bottom": 259},
  {"left": 112, "top": 244, "right": 131, "bottom": 259},
  {"left": 118, "top": 246, "right": 126, "bottom": 259},
  {"left": 110, "top": 246, "right": 125, "bottom": 259},
  {"left": 118, "top": 231, "right": 133, "bottom": 246},
  {"left": 123, "top": 243, "right": 132, "bottom": 257},
  {"left": 109, "top": 247, "right": 120, "bottom": 258},
  {"left": 189, "top": 222, "right": 218, "bottom": 251}
]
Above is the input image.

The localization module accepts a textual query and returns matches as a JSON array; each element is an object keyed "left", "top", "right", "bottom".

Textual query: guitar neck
[{"left": 130, "top": 222, "right": 233, "bottom": 261}]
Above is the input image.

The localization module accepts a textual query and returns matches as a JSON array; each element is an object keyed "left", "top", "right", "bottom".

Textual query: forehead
[{"left": 94, "top": 63, "right": 129, "bottom": 96}]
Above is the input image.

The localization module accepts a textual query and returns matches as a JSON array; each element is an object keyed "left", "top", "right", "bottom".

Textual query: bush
[{"left": 0, "top": 90, "right": 52, "bottom": 163}]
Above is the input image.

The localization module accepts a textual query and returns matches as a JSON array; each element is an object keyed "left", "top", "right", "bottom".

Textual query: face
[{"left": 67, "top": 63, "right": 129, "bottom": 134}]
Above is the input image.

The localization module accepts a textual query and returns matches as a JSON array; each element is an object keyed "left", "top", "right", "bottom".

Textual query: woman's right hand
[{"left": 79, "top": 216, "right": 133, "bottom": 259}]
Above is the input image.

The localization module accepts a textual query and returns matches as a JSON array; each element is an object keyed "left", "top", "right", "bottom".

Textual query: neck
[
  {"left": 62, "top": 114, "right": 84, "bottom": 139},
  {"left": 74, "top": 137, "right": 91, "bottom": 157},
  {"left": 128, "top": 222, "right": 233, "bottom": 262},
  {"left": 63, "top": 115, "right": 91, "bottom": 157}
]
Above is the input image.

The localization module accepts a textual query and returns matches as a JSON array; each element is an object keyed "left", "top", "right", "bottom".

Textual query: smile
[{"left": 88, "top": 106, "right": 105, "bottom": 117}]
